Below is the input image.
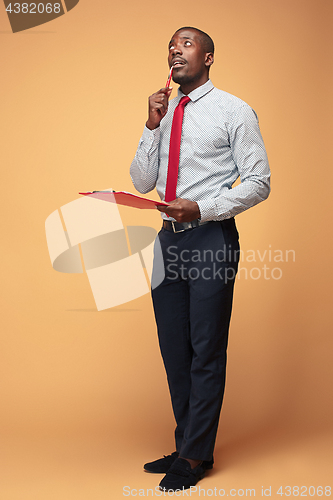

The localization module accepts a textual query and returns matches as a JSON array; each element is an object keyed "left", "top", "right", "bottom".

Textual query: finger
[
  {"left": 157, "top": 205, "right": 170, "bottom": 213},
  {"left": 150, "top": 103, "right": 166, "bottom": 116},
  {"left": 156, "top": 88, "right": 172, "bottom": 102},
  {"left": 164, "top": 206, "right": 177, "bottom": 216},
  {"left": 155, "top": 98, "right": 167, "bottom": 111},
  {"left": 151, "top": 95, "right": 168, "bottom": 107},
  {"left": 150, "top": 88, "right": 171, "bottom": 103},
  {"left": 150, "top": 93, "right": 169, "bottom": 111},
  {"left": 159, "top": 93, "right": 169, "bottom": 106},
  {"left": 151, "top": 102, "right": 165, "bottom": 110}
]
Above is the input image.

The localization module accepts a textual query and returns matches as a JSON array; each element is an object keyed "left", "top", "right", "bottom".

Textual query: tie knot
[{"left": 178, "top": 96, "right": 191, "bottom": 107}]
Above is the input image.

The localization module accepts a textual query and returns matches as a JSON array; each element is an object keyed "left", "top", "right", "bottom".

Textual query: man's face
[{"left": 168, "top": 29, "right": 213, "bottom": 90}]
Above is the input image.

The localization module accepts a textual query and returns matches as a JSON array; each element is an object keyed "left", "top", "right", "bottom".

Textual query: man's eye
[
  {"left": 184, "top": 41, "right": 191, "bottom": 46},
  {"left": 169, "top": 45, "right": 174, "bottom": 50}
]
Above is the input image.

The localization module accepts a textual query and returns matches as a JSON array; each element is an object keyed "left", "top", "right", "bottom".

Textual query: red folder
[{"left": 79, "top": 190, "right": 169, "bottom": 210}]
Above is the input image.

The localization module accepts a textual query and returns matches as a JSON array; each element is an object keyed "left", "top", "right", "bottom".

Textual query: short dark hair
[{"left": 175, "top": 27, "right": 215, "bottom": 54}]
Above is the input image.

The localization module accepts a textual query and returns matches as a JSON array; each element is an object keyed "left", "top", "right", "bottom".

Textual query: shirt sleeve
[
  {"left": 130, "top": 125, "right": 161, "bottom": 194},
  {"left": 197, "top": 104, "right": 271, "bottom": 222}
]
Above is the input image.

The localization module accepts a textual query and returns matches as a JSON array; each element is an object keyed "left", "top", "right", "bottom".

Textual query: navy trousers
[{"left": 151, "top": 218, "right": 240, "bottom": 461}]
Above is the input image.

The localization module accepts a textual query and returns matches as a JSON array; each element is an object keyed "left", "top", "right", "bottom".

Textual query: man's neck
[{"left": 179, "top": 75, "right": 209, "bottom": 96}]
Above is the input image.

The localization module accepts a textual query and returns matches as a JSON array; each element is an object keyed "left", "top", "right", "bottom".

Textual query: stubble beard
[{"left": 172, "top": 68, "right": 203, "bottom": 87}]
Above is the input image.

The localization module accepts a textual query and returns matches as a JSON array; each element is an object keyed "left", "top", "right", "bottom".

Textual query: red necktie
[{"left": 165, "top": 96, "right": 191, "bottom": 202}]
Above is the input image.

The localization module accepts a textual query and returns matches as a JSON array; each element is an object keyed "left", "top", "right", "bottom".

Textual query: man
[{"left": 130, "top": 27, "right": 270, "bottom": 491}]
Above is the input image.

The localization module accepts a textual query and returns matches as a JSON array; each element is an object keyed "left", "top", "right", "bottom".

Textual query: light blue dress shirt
[{"left": 130, "top": 79, "right": 270, "bottom": 222}]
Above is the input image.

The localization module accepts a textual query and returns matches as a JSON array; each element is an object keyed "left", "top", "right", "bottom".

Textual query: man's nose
[{"left": 171, "top": 44, "right": 182, "bottom": 56}]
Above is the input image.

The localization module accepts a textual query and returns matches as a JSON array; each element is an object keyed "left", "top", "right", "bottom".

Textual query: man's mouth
[{"left": 172, "top": 59, "right": 186, "bottom": 68}]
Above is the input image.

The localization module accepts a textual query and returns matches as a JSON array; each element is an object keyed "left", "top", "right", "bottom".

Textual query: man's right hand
[{"left": 146, "top": 87, "right": 172, "bottom": 130}]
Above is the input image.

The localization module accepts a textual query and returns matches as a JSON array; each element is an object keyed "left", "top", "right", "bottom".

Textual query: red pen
[{"left": 165, "top": 66, "right": 174, "bottom": 88}]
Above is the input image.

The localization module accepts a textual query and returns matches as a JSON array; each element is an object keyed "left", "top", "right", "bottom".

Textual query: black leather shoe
[
  {"left": 159, "top": 458, "right": 206, "bottom": 491},
  {"left": 144, "top": 451, "right": 179, "bottom": 473}
]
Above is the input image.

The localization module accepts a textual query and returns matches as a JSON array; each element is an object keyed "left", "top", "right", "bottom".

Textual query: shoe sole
[
  {"left": 144, "top": 469, "right": 167, "bottom": 474},
  {"left": 145, "top": 464, "right": 213, "bottom": 474}
]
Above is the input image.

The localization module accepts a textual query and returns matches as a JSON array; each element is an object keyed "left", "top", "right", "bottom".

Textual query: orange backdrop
[{"left": 0, "top": 0, "right": 332, "bottom": 498}]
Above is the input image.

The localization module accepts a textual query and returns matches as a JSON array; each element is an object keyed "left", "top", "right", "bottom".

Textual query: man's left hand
[{"left": 157, "top": 198, "right": 201, "bottom": 222}]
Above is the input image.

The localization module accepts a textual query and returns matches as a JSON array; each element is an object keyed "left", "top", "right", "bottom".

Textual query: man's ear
[{"left": 205, "top": 53, "right": 214, "bottom": 68}]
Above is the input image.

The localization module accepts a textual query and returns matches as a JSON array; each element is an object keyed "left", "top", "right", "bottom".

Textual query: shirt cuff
[
  {"left": 140, "top": 125, "right": 160, "bottom": 151},
  {"left": 196, "top": 199, "right": 217, "bottom": 222}
]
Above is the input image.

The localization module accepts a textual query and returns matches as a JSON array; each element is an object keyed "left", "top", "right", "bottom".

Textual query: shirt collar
[{"left": 177, "top": 79, "right": 214, "bottom": 102}]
